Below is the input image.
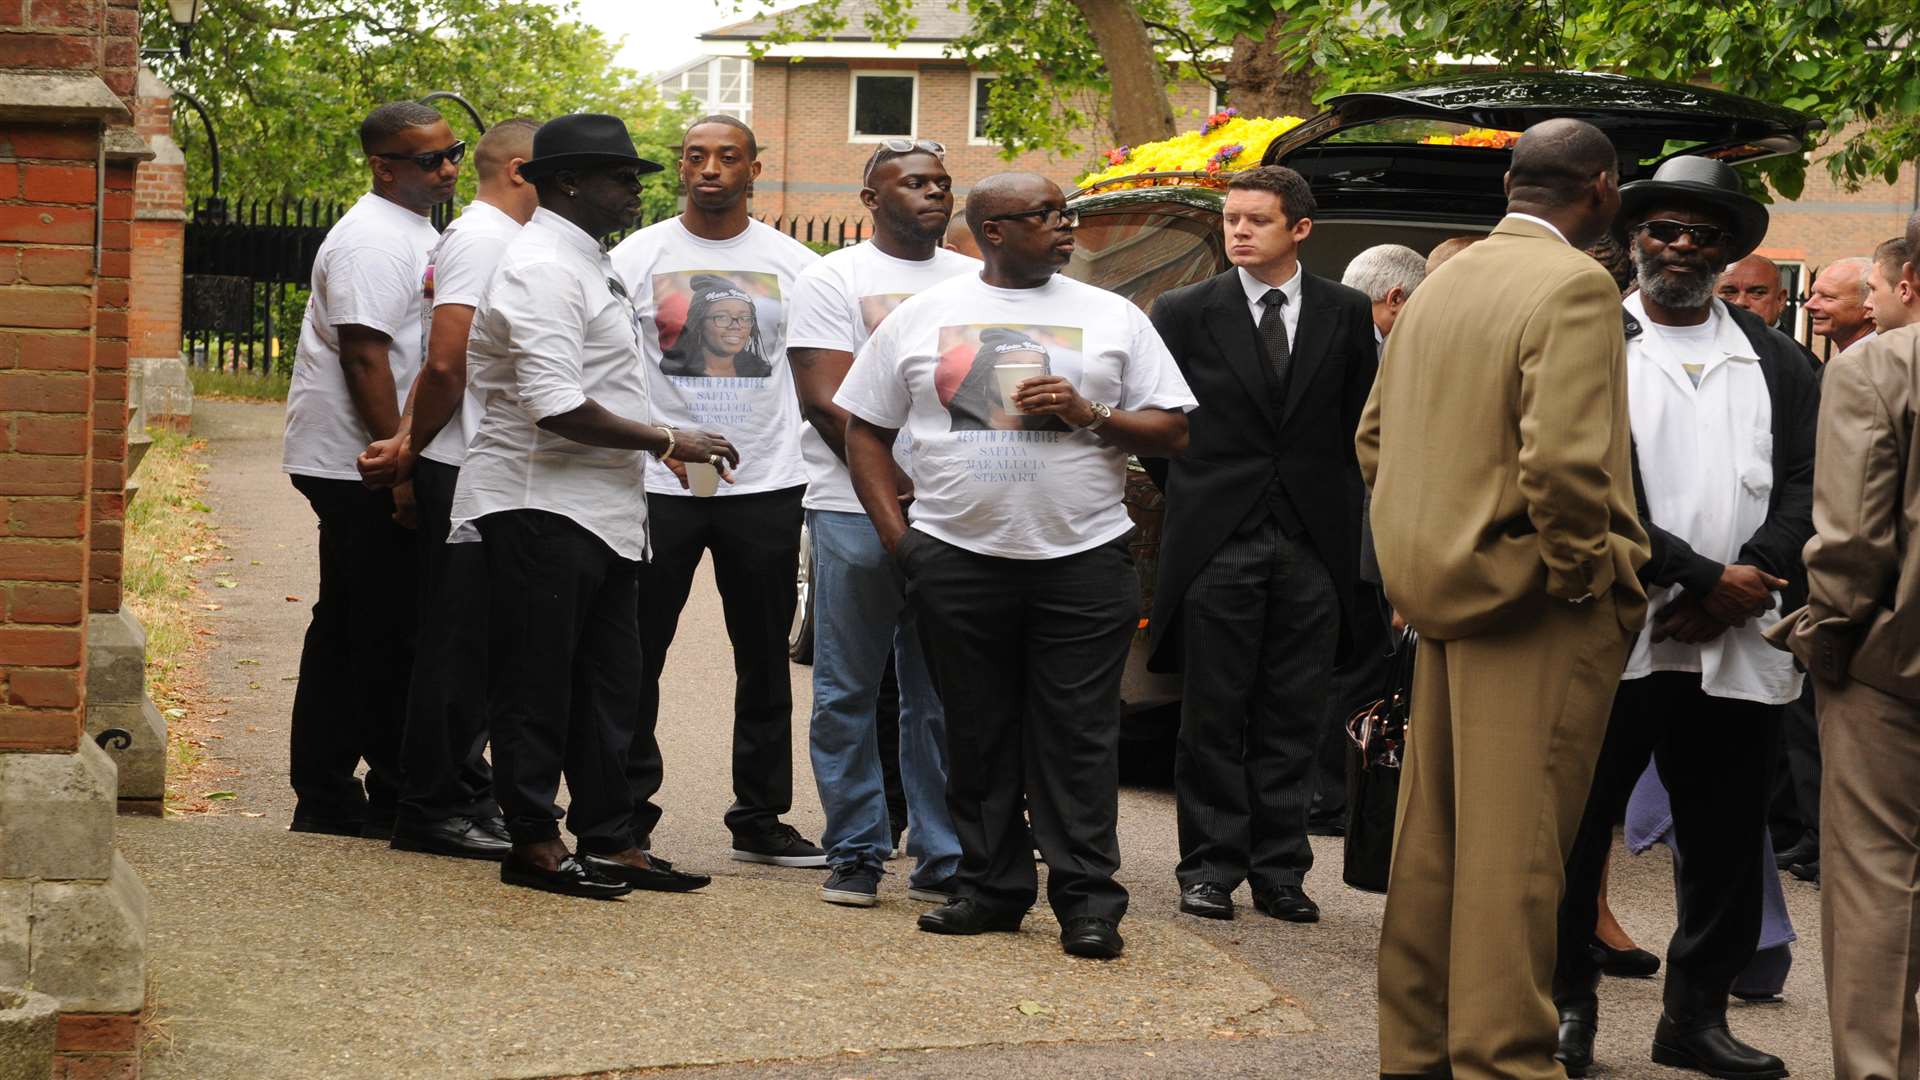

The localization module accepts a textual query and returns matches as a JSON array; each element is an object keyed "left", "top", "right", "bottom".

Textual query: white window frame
[
  {"left": 848, "top": 68, "right": 919, "bottom": 143},
  {"left": 968, "top": 71, "right": 998, "bottom": 146}
]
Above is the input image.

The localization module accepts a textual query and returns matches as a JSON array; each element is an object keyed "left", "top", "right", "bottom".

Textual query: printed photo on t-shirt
[
  {"left": 936, "top": 324, "right": 1081, "bottom": 434},
  {"left": 653, "top": 269, "right": 782, "bottom": 379},
  {"left": 859, "top": 293, "right": 914, "bottom": 336}
]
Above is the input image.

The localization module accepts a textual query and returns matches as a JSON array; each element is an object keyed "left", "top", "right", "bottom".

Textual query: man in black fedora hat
[
  {"left": 1552, "top": 155, "right": 1818, "bottom": 1080},
  {"left": 449, "top": 113, "right": 741, "bottom": 898}
]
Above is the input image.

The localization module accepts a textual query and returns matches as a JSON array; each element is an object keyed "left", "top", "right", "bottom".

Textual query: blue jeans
[{"left": 807, "top": 510, "right": 959, "bottom": 885}]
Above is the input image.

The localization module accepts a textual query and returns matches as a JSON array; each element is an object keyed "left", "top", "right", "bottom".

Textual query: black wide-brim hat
[
  {"left": 518, "top": 113, "right": 663, "bottom": 181},
  {"left": 1616, "top": 155, "right": 1769, "bottom": 263}
]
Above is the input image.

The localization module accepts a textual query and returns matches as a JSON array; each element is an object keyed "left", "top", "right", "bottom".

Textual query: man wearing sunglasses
[
  {"left": 281, "top": 101, "right": 462, "bottom": 839},
  {"left": 1552, "top": 155, "right": 1818, "bottom": 1080}
]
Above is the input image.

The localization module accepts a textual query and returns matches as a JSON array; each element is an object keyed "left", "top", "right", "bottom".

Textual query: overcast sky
[{"left": 571, "top": 0, "right": 775, "bottom": 80}]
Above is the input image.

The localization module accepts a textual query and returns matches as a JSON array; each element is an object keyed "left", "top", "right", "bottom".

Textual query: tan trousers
[
  {"left": 1821, "top": 676, "right": 1920, "bottom": 1080},
  {"left": 1377, "top": 596, "right": 1629, "bottom": 1080}
]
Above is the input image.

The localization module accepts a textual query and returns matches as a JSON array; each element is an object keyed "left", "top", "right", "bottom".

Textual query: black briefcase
[{"left": 1343, "top": 628, "right": 1415, "bottom": 894}]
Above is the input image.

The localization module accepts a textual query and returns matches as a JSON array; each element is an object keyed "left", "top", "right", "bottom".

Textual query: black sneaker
[
  {"left": 907, "top": 876, "right": 958, "bottom": 903},
  {"left": 729, "top": 822, "right": 829, "bottom": 868},
  {"left": 821, "top": 864, "right": 881, "bottom": 907}
]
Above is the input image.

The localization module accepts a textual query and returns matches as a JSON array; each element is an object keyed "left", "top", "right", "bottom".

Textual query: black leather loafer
[
  {"left": 475, "top": 814, "right": 511, "bottom": 843},
  {"left": 500, "top": 854, "right": 633, "bottom": 900},
  {"left": 1060, "top": 915, "right": 1124, "bottom": 959},
  {"left": 1556, "top": 1000, "right": 1597, "bottom": 1078},
  {"left": 390, "top": 816, "right": 511, "bottom": 861},
  {"left": 1252, "top": 884, "right": 1320, "bottom": 923},
  {"left": 579, "top": 851, "right": 710, "bottom": 892},
  {"left": 1179, "top": 881, "right": 1235, "bottom": 920},
  {"left": 288, "top": 814, "right": 363, "bottom": 838},
  {"left": 916, "top": 897, "right": 1025, "bottom": 935},
  {"left": 1592, "top": 937, "right": 1661, "bottom": 978},
  {"left": 1651, "top": 1013, "right": 1789, "bottom": 1079}
]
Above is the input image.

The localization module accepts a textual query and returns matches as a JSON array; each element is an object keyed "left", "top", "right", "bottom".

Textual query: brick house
[{"left": 661, "top": 3, "right": 1217, "bottom": 221}]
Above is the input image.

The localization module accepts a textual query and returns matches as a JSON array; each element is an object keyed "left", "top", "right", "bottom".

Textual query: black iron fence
[{"left": 181, "top": 199, "right": 872, "bottom": 376}]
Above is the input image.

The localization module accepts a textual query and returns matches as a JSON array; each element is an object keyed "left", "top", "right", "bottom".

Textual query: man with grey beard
[{"left": 1552, "top": 156, "right": 1818, "bottom": 1080}]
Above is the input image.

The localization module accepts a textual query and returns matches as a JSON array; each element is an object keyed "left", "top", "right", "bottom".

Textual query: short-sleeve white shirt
[
  {"left": 283, "top": 191, "right": 439, "bottom": 480},
  {"left": 419, "top": 200, "right": 524, "bottom": 467},
  {"left": 786, "top": 241, "right": 981, "bottom": 513},
  {"left": 834, "top": 272, "right": 1197, "bottom": 560}
]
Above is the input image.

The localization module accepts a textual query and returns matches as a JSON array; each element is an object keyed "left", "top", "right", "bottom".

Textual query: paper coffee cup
[
  {"left": 685, "top": 460, "right": 721, "bottom": 497},
  {"left": 994, "top": 362, "right": 1045, "bottom": 412}
]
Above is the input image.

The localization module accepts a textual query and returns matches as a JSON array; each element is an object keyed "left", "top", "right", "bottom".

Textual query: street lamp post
[{"left": 140, "top": 0, "right": 203, "bottom": 60}]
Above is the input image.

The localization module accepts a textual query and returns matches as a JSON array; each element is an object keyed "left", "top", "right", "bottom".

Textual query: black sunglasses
[
  {"left": 374, "top": 141, "right": 466, "bottom": 171},
  {"left": 1635, "top": 219, "right": 1727, "bottom": 247},
  {"left": 984, "top": 206, "right": 1079, "bottom": 229}
]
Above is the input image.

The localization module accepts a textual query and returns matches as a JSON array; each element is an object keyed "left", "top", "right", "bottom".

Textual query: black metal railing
[{"left": 181, "top": 201, "right": 872, "bottom": 375}]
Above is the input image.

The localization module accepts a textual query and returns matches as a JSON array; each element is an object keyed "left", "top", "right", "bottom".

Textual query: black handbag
[{"left": 1342, "top": 627, "right": 1416, "bottom": 893}]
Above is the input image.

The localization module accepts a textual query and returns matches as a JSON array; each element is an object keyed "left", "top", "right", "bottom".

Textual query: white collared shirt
[
  {"left": 1504, "top": 212, "right": 1570, "bottom": 246},
  {"left": 1622, "top": 293, "right": 1801, "bottom": 704},
  {"left": 1841, "top": 329, "right": 1879, "bottom": 355},
  {"left": 419, "top": 200, "right": 524, "bottom": 467},
  {"left": 449, "top": 208, "right": 654, "bottom": 561},
  {"left": 1238, "top": 263, "right": 1303, "bottom": 348}
]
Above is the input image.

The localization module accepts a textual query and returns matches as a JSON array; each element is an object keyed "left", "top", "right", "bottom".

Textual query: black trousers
[
  {"left": 630, "top": 486, "right": 805, "bottom": 842},
  {"left": 1174, "top": 509, "right": 1337, "bottom": 891},
  {"left": 1780, "top": 681, "right": 1820, "bottom": 852},
  {"left": 396, "top": 458, "right": 497, "bottom": 824},
  {"left": 1554, "top": 671, "right": 1784, "bottom": 1022},
  {"left": 906, "top": 530, "right": 1135, "bottom": 922},
  {"left": 477, "top": 509, "right": 640, "bottom": 850},
  {"left": 288, "top": 475, "right": 416, "bottom": 822},
  {"left": 877, "top": 656, "right": 908, "bottom": 839}
]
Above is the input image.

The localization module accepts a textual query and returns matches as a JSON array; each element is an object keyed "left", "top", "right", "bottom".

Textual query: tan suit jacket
[
  {"left": 1767, "top": 324, "right": 1920, "bottom": 702},
  {"left": 1356, "top": 216, "right": 1648, "bottom": 640}
]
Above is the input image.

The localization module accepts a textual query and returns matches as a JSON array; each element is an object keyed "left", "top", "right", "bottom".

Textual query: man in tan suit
[
  {"left": 1357, "top": 117, "right": 1649, "bottom": 1080},
  {"left": 1767, "top": 209, "right": 1920, "bottom": 1080}
]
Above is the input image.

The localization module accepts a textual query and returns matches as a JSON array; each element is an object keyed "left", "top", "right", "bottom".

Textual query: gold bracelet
[{"left": 659, "top": 424, "right": 677, "bottom": 458}]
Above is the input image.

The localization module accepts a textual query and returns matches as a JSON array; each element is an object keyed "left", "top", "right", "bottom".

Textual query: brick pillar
[{"left": 0, "top": 1, "right": 153, "bottom": 1076}]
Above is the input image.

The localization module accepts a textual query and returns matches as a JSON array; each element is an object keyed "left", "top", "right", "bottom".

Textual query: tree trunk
[
  {"left": 1066, "top": 0, "right": 1176, "bottom": 146},
  {"left": 1227, "top": 17, "right": 1323, "bottom": 118}
]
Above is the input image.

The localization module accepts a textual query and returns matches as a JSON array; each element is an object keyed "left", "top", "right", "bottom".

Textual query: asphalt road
[{"left": 117, "top": 400, "right": 1837, "bottom": 1080}]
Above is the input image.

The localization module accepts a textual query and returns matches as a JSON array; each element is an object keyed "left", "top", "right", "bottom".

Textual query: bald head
[
  {"left": 474, "top": 118, "right": 538, "bottom": 184},
  {"left": 1426, "top": 235, "right": 1482, "bottom": 273},
  {"left": 1716, "top": 254, "right": 1787, "bottom": 326},
  {"left": 945, "top": 206, "right": 981, "bottom": 259},
  {"left": 1508, "top": 119, "right": 1618, "bottom": 207},
  {"left": 964, "top": 172, "right": 1058, "bottom": 246}
]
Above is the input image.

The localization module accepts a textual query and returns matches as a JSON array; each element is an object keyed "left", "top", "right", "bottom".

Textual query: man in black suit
[{"left": 1145, "top": 165, "right": 1378, "bottom": 923}]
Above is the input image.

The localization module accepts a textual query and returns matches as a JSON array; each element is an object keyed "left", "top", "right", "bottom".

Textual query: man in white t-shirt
[
  {"left": 836, "top": 172, "right": 1196, "bottom": 960},
  {"left": 788, "top": 141, "right": 978, "bottom": 908},
  {"left": 280, "top": 101, "right": 460, "bottom": 838},
  {"left": 1552, "top": 157, "right": 1817, "bottom": 1080},
  {"left": 610, "top": 117, "right": 827, "bottom": 867},
  {"left": 355, "top": 118, "right": 539, "bottom": 861}
]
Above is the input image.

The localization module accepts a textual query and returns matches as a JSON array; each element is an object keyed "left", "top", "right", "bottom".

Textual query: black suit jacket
[{"left": 1143, "top": 267, "right": 1379, "bottom": 672}]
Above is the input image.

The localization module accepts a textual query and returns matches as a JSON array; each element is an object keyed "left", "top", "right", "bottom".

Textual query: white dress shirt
[
  {"left": 1504, "top": 212, "right": 1570, "bottom": 246},
  {"left": 449, "top": 207, "right": 655, "bottom": 561},
  {"left": 1238, "top": 263, "right": 1302, "bottom": 346},
  {"left": 1841, "top": 329, "right": 1879, "bottom": 355},
  {"left": 1622, "top": 293, "right": 1802, "bottom": 704}
]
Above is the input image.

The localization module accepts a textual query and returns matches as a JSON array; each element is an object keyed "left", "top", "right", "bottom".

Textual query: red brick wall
[
  {"left": 1758, "top": 126, "right": 1917, "bottom": 278},
  {"left": 129, "top": 74, "right": 180, "bottom": 358},
  {"left": 752, "top": 59, "right": 1213, "bottom": 221}
]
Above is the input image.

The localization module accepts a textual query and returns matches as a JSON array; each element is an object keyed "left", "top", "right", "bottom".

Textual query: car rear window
[{"left": 1064, "top": 211, "right": 1222, "bottom": 312}]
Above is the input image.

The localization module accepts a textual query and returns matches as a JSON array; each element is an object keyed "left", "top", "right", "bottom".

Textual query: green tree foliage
[{"left": 143, "top": 0, "right": 695, "bottom": 219}]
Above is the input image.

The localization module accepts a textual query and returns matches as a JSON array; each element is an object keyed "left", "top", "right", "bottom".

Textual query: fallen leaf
[
  {"left": 190, "top": 500, "right": 212, "bottom": 513},
  {"left": 197, "top": 603, "right": 223, "bottom": 611},
  {"left": 182, "top": 554, "right": 202, "bottom": 564},
  {"left": 163, "top": 708, "right": 186, "bottom": 719},
  {"left": 240, "top": 812, "right": 264, "bottom": 818},
  {"left": 1015, "top": 1001, "right": 1051, "bottom": 1016},
  {"left": 285, "top": 596, "right": 301, "bottom": 602},
  {"left": 202, "top": 791, "right": 236, "bottom": 800},
  {"left": 214, "top": 577, "right": 238, "bottom": 589},
  {"left": 235, "top": 658, "right": 259, "bottom": 666},
  {"left": 247, "top": 681, "right": 260, "bottom": 690},
  {"left": 279, "top": 675, "right": 299, "bottom": 682},
  {"left": 249, "top": 560, "right": 262, "bottom": 566}
]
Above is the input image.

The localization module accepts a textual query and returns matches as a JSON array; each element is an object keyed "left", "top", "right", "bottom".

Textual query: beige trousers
[
  {"left": 1377, "top": 596, "right": 1629, "bottom": 1080},
  {"left": 1821, "top": 676, "right": 1920, "bottom": 1080}
]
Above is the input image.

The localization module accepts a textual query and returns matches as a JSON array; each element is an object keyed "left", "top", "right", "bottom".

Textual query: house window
[
  {"left": 850, "top": 71, "right": 917, "bottom": 140},
  {"left": 970, "top": 73, "right": 997, "bottom": 145},
  {"left": 656, "top": 57, "right": 751, "bottom": 126}
]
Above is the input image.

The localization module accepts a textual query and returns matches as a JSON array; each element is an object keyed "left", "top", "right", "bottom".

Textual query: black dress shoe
[
  {"left": 475, "top": 814, "right": 510, "bottom": 842},
  {"left": 916, "top": 897, "right": 1025, "bottom": 935},
  {"left": 1651, "top": 1012, "right": 1789, "bottom": 1079},
  {"left": 288, "top": 814, "right": 363, "bottom": 838},
  {"left": 1252, "top": 884, "right": 1320, "bottom": 923},
  {"left": 390, "top": 816, "right": 511, "bottom": 861},
  {"left": 1592, "top": 937, "right": 1661, "bottom": 978},
  {"left": 1556, "top": 1001, "right": 1597, "bottom": 1078},
  {"left": 1179, "top": 881, "right": 1235, "bottom": 920},
  {"left": 1788, "top": 858, "right": 1819, "bottom": 886},
  {"left": 1773, "top": 834, "right": 1816, "bottom": 870},
  {"left": 1060, "top": 915, "right": 1124, "bottom": 959},
  {"left": 499, "top": 854, "right": 633, "bottom": 900},
  {"left": 579, "top": 851, "right": 710, "bottom": 892}
]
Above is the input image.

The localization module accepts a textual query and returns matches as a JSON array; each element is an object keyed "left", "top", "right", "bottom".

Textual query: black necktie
[{"left": 1258, "top": 287, "right": 1292, "bottom": 389}]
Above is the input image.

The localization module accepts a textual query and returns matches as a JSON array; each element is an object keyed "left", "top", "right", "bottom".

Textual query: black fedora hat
[
  {"left": 1617, "top": 155, "right": 1769, "bottom": 262},
  {"left": 518, "top": 113, "right": 663, "bottom": 180}
]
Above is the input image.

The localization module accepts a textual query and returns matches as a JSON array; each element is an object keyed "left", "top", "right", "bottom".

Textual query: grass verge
[
  {"left": 190, "top": 366, "right": 290, "bottom": 402},
  {"left": 123, "top": 428, "right": 230, "bottom": 813}
]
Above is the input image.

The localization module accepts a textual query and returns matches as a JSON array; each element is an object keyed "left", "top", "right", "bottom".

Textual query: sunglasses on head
[
  {"left": 1635, "top": 219, "right": 1727, "bottom": 247},
  {"left": 374, "top": 141, "right": 466, "bottom": 171},
  {"left": 864, "top": 139, "right": 947, "bottom": 182},
  {"left": 984, "top": 206, "right": 1079, "bottom": 229}
]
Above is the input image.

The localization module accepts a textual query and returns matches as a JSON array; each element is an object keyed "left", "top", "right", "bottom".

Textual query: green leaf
[{"left": 202, "top": 791, "right": 238, "bottom": 801}]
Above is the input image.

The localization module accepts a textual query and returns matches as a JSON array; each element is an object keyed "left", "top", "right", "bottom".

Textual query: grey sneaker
[
  {"left": 730, "top": 822, "right": 829, "bottom": 868},
  {"left": 907, "top": 876, "right": 958, "bottom": 903},
  {"left": 821, "top": 864, "right": 881, "bottom": 907}
]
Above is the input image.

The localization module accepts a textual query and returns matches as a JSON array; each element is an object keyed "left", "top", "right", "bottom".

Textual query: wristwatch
[{"left": 1084, "top": 401, "right": 1113, "bottom": 431}]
